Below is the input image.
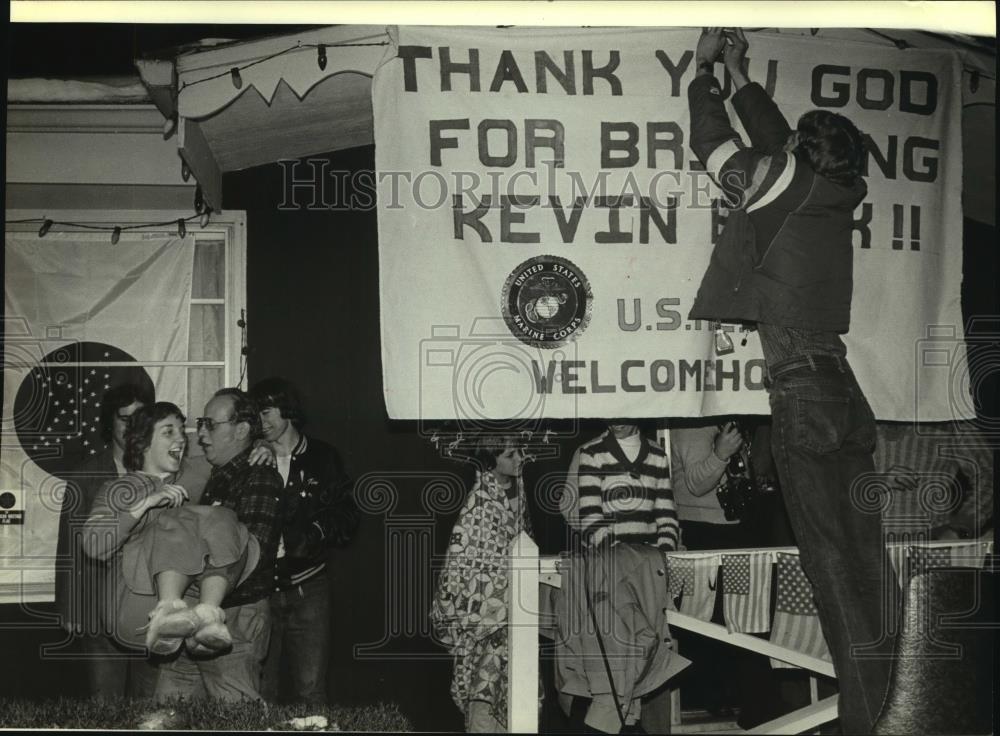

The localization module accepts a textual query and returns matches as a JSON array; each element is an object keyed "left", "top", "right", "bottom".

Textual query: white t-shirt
[
  {"left": 276, "top": 455, "right": 292, "bottom": 485},
  {"left": 618, "top": 432, "right": 642, "bottom": 463}
]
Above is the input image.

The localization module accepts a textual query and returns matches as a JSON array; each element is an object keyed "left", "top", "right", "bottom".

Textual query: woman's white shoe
[
  {"left": 184, "top": 603, "right": 233, "bottom": 656},
  {"left": 141, "top": 600, "right": 200, "bottom": 655}
]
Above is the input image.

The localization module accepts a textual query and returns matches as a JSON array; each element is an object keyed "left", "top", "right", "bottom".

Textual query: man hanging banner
[{"left": 374, "top": 26, "right": 967, "bottom": 423}]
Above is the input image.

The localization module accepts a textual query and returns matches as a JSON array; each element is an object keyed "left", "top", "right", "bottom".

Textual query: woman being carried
[{"left": 84, "top": 401, "right": 260, "bottom": 656}]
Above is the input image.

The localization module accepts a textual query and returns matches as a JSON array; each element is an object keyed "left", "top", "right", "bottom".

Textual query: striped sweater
[{"left": 576, "top": 431, "right": 680, "bottom": 551}]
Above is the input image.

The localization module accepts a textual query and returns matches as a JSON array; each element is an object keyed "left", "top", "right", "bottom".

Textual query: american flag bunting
[
  {"left": 722, "top": 552, "right": 772, "bottom": 634},
  {"left": 667, "top": 554, "right": 719, "bottom": 621},
  {"left": 769, "top": 552, "right": 831, "bottom": 668}
]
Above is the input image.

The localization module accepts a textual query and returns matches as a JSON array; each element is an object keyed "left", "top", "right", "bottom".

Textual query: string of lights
[
  {"left": 8, "top": 187, "right": 215, "bottom": 243},
  {"left": 178, "top": 40, "right": 390, "bottom": 92},
  {"left": 771, "top": 28, "right": 994, "bottom": 83},
  {"left": 859, "top": 28, "right": 994, "bottom": 82},
  {"left": 173, "top": 31, "right": 992, "bottom": 99},
  {"left": 864, "top": 28, "right": 913, "bottom": 50}
]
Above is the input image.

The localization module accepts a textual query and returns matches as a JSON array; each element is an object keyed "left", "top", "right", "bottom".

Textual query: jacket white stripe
[
  {"left": 705, "top": 139, "right": 742, "bottom": 181},
  {"left": 747, "top": 153, "right": 796, "bottom": 213}
]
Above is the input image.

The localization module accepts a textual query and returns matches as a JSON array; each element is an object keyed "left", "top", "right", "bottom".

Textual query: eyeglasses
[{"left": 195, "top": 417, "right": 235, "bottom": 432}]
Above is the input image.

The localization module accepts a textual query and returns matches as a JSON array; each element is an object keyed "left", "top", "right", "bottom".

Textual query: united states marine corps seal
[{"left": 501, "top": 255, "right": 593, "bottom": 348}]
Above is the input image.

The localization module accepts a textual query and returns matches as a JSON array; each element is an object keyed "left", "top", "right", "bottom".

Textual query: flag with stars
[
  {"left": 3, "top": 234, "right": 194, "bottom": 580},
  {"left": 769, "top": 552, "right": 831, "bottom": 668},
  {"left": 13, "top": 344, "right": 155, "bottom": 479},
  {"left": 667, "top": 554, "right": 719, "bottom": 621},
  {"left": 906, "top": 544, "right": 953, "bottom": 581},
  {"left": 946, "top": 541, "right": 993, "bottom": 570},
  {"left": 722, "top": 552, "right": 772, "bottom": 634}
]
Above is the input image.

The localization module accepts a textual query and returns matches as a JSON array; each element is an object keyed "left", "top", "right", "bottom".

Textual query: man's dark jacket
[
  {"left": 687, "top": 75, "right": 867, "bottom": 333},
  {"left": 274, "top": 434, "right": 359, "bottom": 589}
]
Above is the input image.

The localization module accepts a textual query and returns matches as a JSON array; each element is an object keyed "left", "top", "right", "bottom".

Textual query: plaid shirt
[{"left": 201, "top": 447, "right": 284, "bottom": 608}]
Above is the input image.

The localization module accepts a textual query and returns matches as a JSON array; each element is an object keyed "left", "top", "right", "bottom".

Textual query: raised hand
[
  {"left": 130, "top": 483, "right": 188, "bottom": 519},
  {"left": 723, "top": 28, "right": 749, "bottom": 71},
  {"left": 696, "top": 27, "right": 727, "bottom": 66},
  {"left": 150, "top": 483, "right": 189, "bottom": 509},
  {"left": 714, "top": 422, "right": 744, "bottom": 461}
]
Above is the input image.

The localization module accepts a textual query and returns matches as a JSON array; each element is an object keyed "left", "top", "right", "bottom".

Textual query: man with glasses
[{"left": 155, "top": 388, "right": 284, "bottom": 702}]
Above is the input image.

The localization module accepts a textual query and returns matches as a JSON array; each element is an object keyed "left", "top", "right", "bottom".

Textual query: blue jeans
[
  {"left": 80, "top": 631, "right": 159, "bottom": 699},
  {"left": 768, "top": 354, "right": 897, "bottom": 735},
  {"left": 261, "top": 574, "right": 331, "bottom": 706},
  {"left": 154, "top": 598, "right": 271, "bottom": 702}
]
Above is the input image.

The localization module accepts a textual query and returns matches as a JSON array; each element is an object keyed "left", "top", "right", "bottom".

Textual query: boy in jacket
[
  {"left": 686, "top": 29, "right": 895, "bottom": 735},
  {"left": 250, "top": 377, "right": 360, "bottom": 706}
]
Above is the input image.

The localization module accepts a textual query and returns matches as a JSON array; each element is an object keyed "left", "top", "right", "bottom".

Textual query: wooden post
[{"left": 508, "top": 530, "right": 540, "bottom": 733}]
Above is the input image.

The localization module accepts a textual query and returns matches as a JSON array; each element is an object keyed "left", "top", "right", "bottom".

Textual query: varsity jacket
[
  {"left": 576, "top": 431, "right": 680, "bottom": 551},
  {"left": 274, "top": 434, "right": 359, "bottom": 590},
  {"left": 687, "top": 75, "right": 867, "bottom": 333}
]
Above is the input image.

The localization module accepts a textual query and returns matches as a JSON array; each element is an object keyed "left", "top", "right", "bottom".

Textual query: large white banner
[{"left": 375, "top": 27, "right": 968, "bottom": 423}]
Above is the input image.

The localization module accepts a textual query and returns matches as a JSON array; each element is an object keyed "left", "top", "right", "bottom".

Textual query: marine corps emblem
[{"left": 501, "top": 255, "right": 592, "bottom": 348}]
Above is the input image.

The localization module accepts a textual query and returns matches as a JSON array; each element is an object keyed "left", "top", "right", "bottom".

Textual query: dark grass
[{"left": 0, "top": 696, "right": 413, "bottom": 731}]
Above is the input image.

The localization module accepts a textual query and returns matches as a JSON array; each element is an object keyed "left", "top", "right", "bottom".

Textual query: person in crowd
[
  {"left": 57, "top": 382, "right": 273, "bottom": 698},
  {"left": 671, "top": 418, "right": 802, "bottom": 728},
  {"left": 874, "top": 420, "right": 994, "bottom": 540},
  {"left": 56, "top": 383, "right": 156, "bottom": 697},
  {"left": 671, "top": 419, "right": 746, "bottom": 547},
  {"left": 571, "top": 421, "right": 679, "bottom": 552},
  {"left": 670, "top": 419, "right": 748, "bottom": 722},
  {"left": 430, "top": 434, "right": 533, "bottom": 733},
  {"left": 154, "top": 388, "right": 284, "bottom": 702},
  {"left": 56, "top": 383, "right": 214, "bottom": 697},
  {"left": 82, "top": 402, "right": 260, "bottom": 659},
  {"left": 687, "top": 28, "right": 896, "bottom": 733},
  {"left": 248, "top": 377, "right": 359, "bottom": 706},
  {"left": 559, "top": 421, "right": 679, "bottom": 732}
]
